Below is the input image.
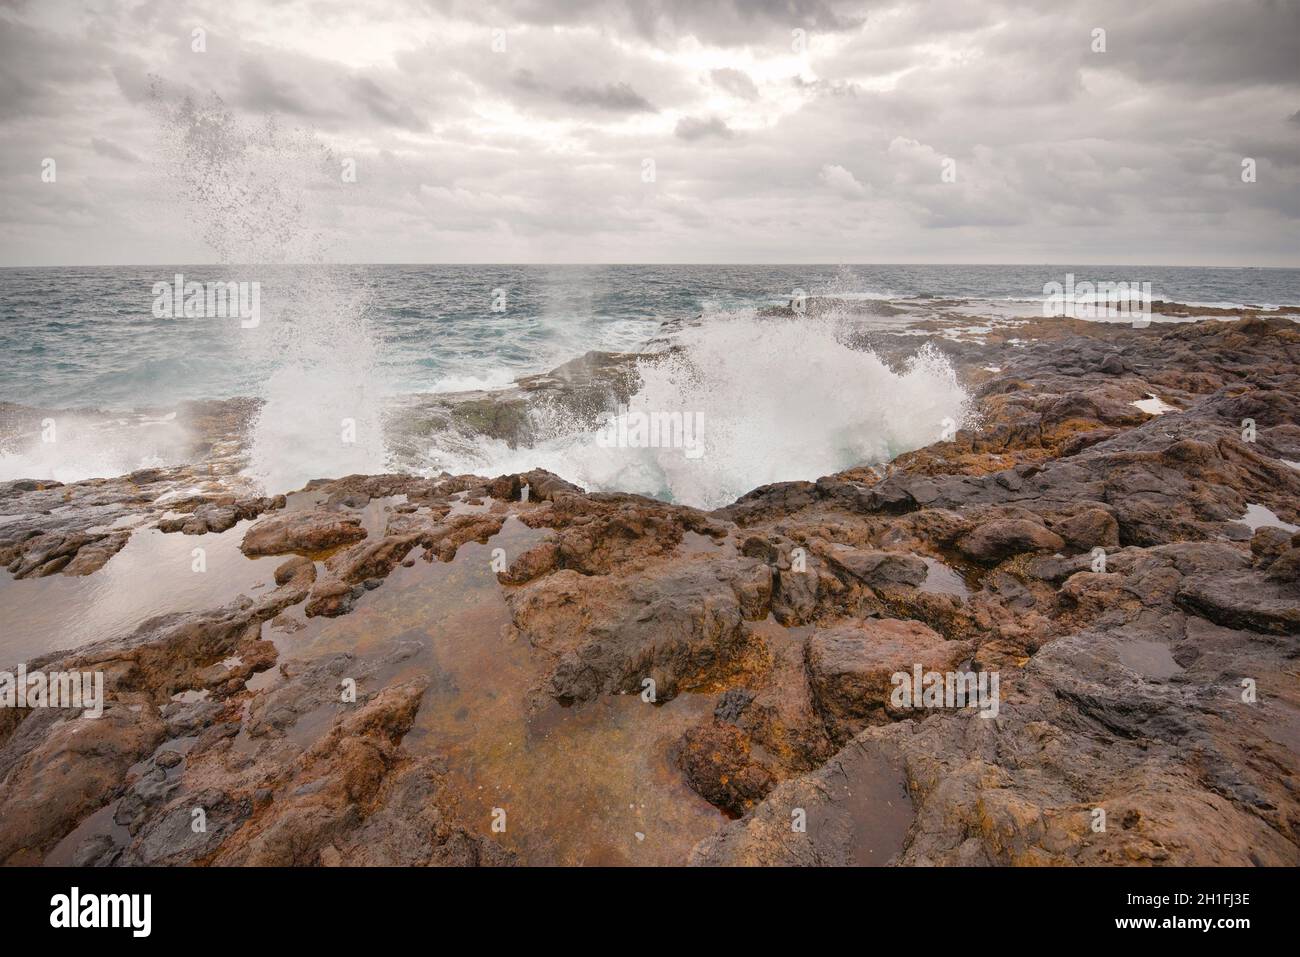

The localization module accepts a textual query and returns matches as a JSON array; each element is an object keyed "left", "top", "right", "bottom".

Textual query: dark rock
[
  {"left": 958, "top": 518, "right": 1066, "bottom": 563},
  {"left": 677, "top": 721, "right": 777, "bottom": 816}
]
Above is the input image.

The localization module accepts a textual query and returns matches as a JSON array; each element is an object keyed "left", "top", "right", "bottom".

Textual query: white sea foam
[
  {"left": 425, "top": 310, "right": 973, "bottom": 510},
  {"left": 234, "top": 267, "right": 388, "bottom": 492},
  {"left": 0, "top": 415, "right": 194, "bottom": 484},
  {"left": 427, "top": 371, "right": 520, "bottom": 394},
  {"left": 244, "top": 332, "right": 389, "bottom": 493},
  {"left": 149, "top": 90, "right": 389, "bottom": 493}
]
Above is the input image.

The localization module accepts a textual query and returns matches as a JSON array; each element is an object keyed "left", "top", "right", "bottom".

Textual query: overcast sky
[{"left": 2, "top": 0, "right": 1298, "bottom": 266}]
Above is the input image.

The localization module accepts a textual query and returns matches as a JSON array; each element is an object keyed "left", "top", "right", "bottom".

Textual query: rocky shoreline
[{"left": 2, "top": 313, "right": 1298, "bottom": 866}]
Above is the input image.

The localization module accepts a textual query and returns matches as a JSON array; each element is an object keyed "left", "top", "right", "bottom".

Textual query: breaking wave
[
  {"left": 150, "top": 90, "right": 388, "bottom": 493},
  {"left": 425, "top": 310, "right": 973, "bottom": 510}
]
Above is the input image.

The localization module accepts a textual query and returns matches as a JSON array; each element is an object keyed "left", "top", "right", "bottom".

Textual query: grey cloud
[
  {"left": 349, "top": 76, "right": 428, "bottom": 131},
  {"left": 0, "top": 0, "right": 1296, "bottom": 265},
  {"left": 511, "top": 68, "right": 546, "bottom": 93},
  {"left": 676, "top": 115, "right": 734, "bottom": 140},
  {"left": 559, "top": 81, "right": 656, "bottom": 112},
  {"left": 509, "top": 69, "right": 658, "bottom": 113},
  {"left": 431, "top": 0, "right": 867, "bottom": 46},
  {"left": 111, "top": 61, "right": 155, "bottom": 105},
  {"left": 90, "top": 137, "right": 141, "bottom": 163},
  {"left": 710, "top": 67, "right": 758, "bottom": 99},
  {"left": 236, "top": 57, "right": 320, "bottom": 117},
  {"left": 0, "top": 15, "right": 105, "bottom": 120},
  {"left": 820, "top": 163, "right": 867, "bottom": 198},
  {"left": 791, "top": 75, "right": 861, "bottom": 98},
  {"left": 1097, "top": 0, "right": 1300, "bottom": 90},
  {"left": 125, "top": 45, "right": 437, "bottom": 135}
]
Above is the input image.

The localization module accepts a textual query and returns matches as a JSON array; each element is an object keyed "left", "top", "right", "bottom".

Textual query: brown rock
[
  {"left": 821, "top": 544, "right": 928, "bottom": 588},
  {"left": 274, "top": 555, "right": 317, "bottom": 586},
  {"left": 957, "top": 518, "right": 1066, "bottom": 563},
  {"left": 498, "top": 540, "right": 561, "bottom": 585},
  {"left": 240, "top": 511, "right": 367, "bottom": 557},
  {"left": 805, "top": 618, "right": 969, "bottom": 744},
  {"left": 1266, "top": 547, "right": 1300, "bottom": 584},
  {"left": 677, "top": 721, "right": 777, "bottom": 815},
  {"left": 0, "top": 700, "right": 166, "bottom": 865},
  {"left": 61, "top": 532, "right": 130, "bottom": 575},
  {"left": 1054, "top": 508, "right": 1119, "bottom": 550}
]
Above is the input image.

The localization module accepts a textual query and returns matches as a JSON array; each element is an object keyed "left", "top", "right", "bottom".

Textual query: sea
[{"left": 2, "top": 263, "right": 1298, "bottom": 508}]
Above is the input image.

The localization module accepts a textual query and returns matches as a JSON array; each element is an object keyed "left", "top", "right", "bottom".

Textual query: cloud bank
[{"left": 1, "top": 0, "right": 1297, "bottom": 265}]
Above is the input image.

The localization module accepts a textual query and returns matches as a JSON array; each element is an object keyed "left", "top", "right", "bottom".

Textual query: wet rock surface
[{"left": 1, "top": 316, "right": 1298, "bottom": 866}]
